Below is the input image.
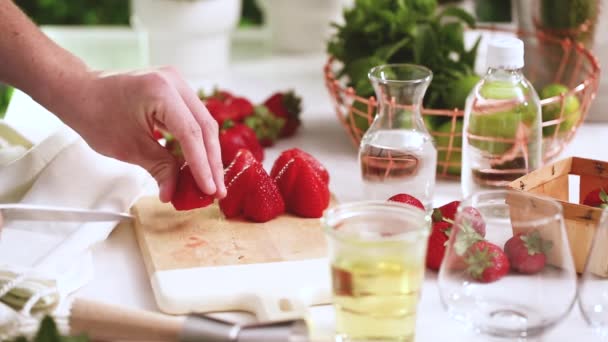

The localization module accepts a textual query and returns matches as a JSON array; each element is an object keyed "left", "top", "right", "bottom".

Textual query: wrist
[{"left": 30, "top": 63, "right": 96, "bottom": 124}]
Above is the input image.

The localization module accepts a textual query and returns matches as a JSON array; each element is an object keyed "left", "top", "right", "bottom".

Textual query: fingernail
[
  {"left": 205, "top": 180, "right": 217, "bottom": 195},
  {"left": 159, "top": 182, "right": 171, "bottom": 203}
]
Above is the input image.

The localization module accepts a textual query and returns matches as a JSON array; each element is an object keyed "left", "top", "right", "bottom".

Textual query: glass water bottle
[
  {"left": 358, "top": 64, "right": 437, "bottom": 210},
  {"left": 461, "top": 37, "right": 542, "bottom": 197}
]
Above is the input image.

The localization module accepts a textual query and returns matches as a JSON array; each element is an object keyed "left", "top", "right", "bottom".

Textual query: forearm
[{"left": 0, "top": 1, "right": 90, "bottom": 118}]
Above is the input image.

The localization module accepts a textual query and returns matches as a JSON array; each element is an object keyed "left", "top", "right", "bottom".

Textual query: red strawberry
[
  {"left": 264, "top": 90, "right": 302, "bottom": 138},
  {"left": 171, "top": 164, "right": 214, "bottom": 211},
  {"left": 205, "top": 97, "right": 240, "bottom": 125},
  {"left": 387, "top": 194, "right": 425, "bottom": 210},
  {"left": 275, "top": 157, "right": 330, "bottom": 218},
  {"left": 432, "top": 200, "right": 460, "bottom": 223},
  {"left": 242, "top": 163, "right": 285, "bottom": 222},
  {"left": 229, "top": 97, "right": 254, "bottom": 121},
  {"left": 152, "top": 128, "right": 164, "bottom": 141},
  {"left": 219, "top": 121, "right": 264, "bottom": 167},
  {"left": 219, "top": 163, "right": 254, "bottom": 218},
  {"left": 224, "top": 149, "right": 258, "bottom": 185},
  {"left": 464, "top": 241, "right": 510, "bottom": 283},
  {"left": 198, "top": 88, "right": 234, "bottom": 102},
  {"left": 504, "top": 230, "right": 553, "bottom": 274},
  {"left": 426, "top": 221, "right": 451, "bottom": 271},
  {"left": 270, "top": 148, "right": 330, "bottom": 185},
  {"left": 452, "top": 216, "right": 483, "bottom": 257},
  {"left": 583, "top": 186, "right": 608, "bottom": 208},
  {"left": 461, "top": 206, "right": 486, "bottom": 237}
]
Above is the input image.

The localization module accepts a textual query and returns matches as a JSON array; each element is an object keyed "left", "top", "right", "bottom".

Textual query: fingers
[
  {"left": 160, "top": 84, "right": 217, "bottom": 196},
  {"left": 137, "top": 142, "right": 179, "bottom": 203},
  {"left": 162, "top": 67, "right": 226, "bottom": 198}
]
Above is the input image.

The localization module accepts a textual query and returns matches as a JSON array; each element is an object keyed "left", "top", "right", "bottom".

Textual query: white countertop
[{"left": 5, "top": 30, "right": 608, "bottom": 341}]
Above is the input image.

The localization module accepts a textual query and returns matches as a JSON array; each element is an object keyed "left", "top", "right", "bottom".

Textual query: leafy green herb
[
  {"left": 327, "top": 0, "right": 480, "bottom": 110},
  {"left": 0, "top": 83, "right": 13, "bottom": 119},
  {"left": 7, "top": 316, "right": 88, "bottom": 342}
]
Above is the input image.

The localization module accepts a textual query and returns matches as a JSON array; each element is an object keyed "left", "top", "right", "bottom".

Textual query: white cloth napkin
[{"left": 0, "top": 122, "right": 153, "bottom": 308}]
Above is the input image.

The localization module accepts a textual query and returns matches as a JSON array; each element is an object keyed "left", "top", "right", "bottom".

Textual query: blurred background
[{"left": 1, "top": 0, "right": 606, "bottom": 121}]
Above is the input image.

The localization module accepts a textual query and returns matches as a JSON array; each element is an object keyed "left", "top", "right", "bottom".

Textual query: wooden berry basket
[
  {"left": 507, "top": 157, "right": 608, "bottom": 274},
  {"left": 324, "top": 26, "right": 601, "bottom": 179}
]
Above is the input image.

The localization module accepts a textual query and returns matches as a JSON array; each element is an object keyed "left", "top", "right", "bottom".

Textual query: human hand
[{"left": 56, "top": 67, "right": 226, "bottom": 203}]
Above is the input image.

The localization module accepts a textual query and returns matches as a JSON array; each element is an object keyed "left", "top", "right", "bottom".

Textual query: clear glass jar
[
  {"left": 358, "top": 64, "right": 437, "bottom": 210},
  {"left": 461, "top": 37, "right": 542, "bottom": 197}
]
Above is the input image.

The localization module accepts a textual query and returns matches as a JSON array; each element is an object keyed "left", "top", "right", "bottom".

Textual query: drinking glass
[
  {"left": 438, "top": 190, "right": 577, "bottom": 340},
  {"left": 323, "top": 201, "right": 430, "bottom": 342},
  {"left": 579, "top": 207, "right": 608, "bottom": 338}
]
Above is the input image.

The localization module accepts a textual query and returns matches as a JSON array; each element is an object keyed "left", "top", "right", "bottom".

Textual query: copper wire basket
[{"left": 324, "top": 27, "right": 601, "bottom": 179}]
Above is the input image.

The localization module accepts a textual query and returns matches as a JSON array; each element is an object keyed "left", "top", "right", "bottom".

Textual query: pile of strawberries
[
  {"left": 158, "top": 89, "right": 303, "bottom": 168},
  {"left": 171, "top": 148, "right": 330, "bottom": 223},
  {"left": 389, "top": 193, "right": 554, "bottom": 283}
]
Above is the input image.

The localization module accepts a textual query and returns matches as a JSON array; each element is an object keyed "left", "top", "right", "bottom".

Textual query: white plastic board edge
[{"left": 149, "top": 258, "right": 332, "bottom": 321}]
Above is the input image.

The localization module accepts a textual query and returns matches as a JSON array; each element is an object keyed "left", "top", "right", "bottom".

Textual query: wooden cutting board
[{"left": 132, "top": 196, "right": 333, "bottom": 320}]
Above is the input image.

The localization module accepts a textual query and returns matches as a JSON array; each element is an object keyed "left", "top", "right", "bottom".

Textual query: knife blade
[{"left": 0, "top": 203, "right": 133, "bottom": 222}]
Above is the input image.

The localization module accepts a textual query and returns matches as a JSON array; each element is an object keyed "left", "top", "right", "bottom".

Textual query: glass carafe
[{"left": 358, "top": 64, "right": 437, "bottom": 210}]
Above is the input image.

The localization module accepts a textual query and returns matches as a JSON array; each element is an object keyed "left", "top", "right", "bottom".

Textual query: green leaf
[
  {"left": 346, "top": 56, "right": 387, "bottom": 86},
  {"left": 454, "top": 220, "right": 484, "bottom": 256},
  {"left": 34, "top": 317, "right": 61, "bottom": 342},
  {"left": 461, "top": 35, "right": 482, "bottom": 69},
  {"left": 440, "top": 22, "right": 465, "bottom": 53},
  {"left": 600, "top": 188, "right": 608, "bottom": 204},
  {"left": 413, "top": 23, "right": 438, "bottom": 65},
  {"left": 376, "top": 37, "right": 411, "bottom": 61},
  {"left": 438, "top": 5, "right": 476, "bottom": 28}
]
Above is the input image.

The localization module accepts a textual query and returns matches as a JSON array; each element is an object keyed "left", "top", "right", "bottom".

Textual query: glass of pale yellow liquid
[{"left": 323, "top": 201, "right": 431, "bottom": 342}]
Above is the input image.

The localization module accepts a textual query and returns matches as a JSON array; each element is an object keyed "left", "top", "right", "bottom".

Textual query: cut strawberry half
[
  {"left": 219, "top": 163, "right": 255, "bottom": 218},
  {"left": 275, "top": 157, "right": 330, "bottom": 218},
  {"left": 270, "top": 148, "right": 330, "bottom": 185},
  {"left": 224, "top": 149, "right": 258, "bottom": 185},
  {"left": 388, "top": 193, "right": 425, "bottom": 210},
  {"left": 171, "top": 164, "right": 214, "bottom": 211},
  {"left": 243, "top": 164, "right": 285, "bottom": 222}
]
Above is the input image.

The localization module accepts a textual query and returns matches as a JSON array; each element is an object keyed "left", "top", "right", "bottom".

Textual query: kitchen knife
[
  {"left": 0, "top": 203, "right": 133, "bottom": 222},
  {"left": 69, "top": 298, "right": 312, "bottom": 342}
]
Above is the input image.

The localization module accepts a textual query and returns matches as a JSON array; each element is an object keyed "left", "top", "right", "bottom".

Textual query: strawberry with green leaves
[
  {"left": 432, "top": 200, "right": 460, "bottom": 223},
  {"left": 263, "top": 90, "right": 303, "bottom": 137},
  {"left": 244, "top": 105, "right": 286, "bottom": 147},
  {"left": 450, "top": 216, "right": 484, "bottom": 257},
  {"left": 583, "top": 186, "right": 608, "bottom": 209},
  {"left": 219, "top": 121, "right": 264, "bottom": 167},
  {"left": 504, "top": 230, "right": 553, "bottom": 274},
  {"left": 432, "top": 201, "right": 486, "bottom": 237},
  {"left": 464, "top": 241, "right": 510, "bottom": 283}
]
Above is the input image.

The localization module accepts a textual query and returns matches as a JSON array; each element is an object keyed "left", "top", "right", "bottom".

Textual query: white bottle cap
[{"left": 486, "top": 37, "right": 524, "bottom": 70}]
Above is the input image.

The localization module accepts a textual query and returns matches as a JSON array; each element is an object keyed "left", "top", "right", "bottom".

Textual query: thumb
[{"left": 137, "top": 142, "right": 179, "bottom": 203}]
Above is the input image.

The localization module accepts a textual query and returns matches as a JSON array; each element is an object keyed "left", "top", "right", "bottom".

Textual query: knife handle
[{"left": 69, "top": 298, "right": 185, "bottom": 341}]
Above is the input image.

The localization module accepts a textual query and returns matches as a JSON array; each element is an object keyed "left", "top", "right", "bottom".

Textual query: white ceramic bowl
[
  {"left": 257, "top": 0, "right": 353, "bottom": 54},
  {"left": 130, "top": 0, "right": 242, "bottom": 78}
]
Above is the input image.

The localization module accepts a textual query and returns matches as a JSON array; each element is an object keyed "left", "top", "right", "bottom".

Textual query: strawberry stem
[
  {"left": 600, "top": 187, "right": 608, "bottom": 205},
  {"left": 222, "top": 119, "right": 235, "bottom": 130}
]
